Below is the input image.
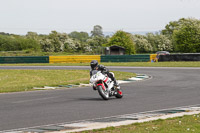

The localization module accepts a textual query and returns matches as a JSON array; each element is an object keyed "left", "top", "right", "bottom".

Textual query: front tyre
[
  {"left": 97, "top": 85, "right": 109, "bottom": 100},
  {"left": 115, "top": 89, "right": 123, "bottom": 99}
]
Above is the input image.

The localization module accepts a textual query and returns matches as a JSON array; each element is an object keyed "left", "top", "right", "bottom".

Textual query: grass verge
[
  {"left": 0, "top": 70, "right": 136, "bottom": 93},
  {"left": 1, "top": 62, "right": 200, "bottom": 67},
  {"left": 80, "top": 114, "right": 200, "bottom": 133}
]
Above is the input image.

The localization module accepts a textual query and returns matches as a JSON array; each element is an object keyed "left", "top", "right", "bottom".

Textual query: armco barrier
[
  {"left": 101, "top": 55, "right": 150, "bottom": 62},
  {"left": 49, "top": 55, "right": 101, "bottom": 63},
  {"left": 159, "top": 54, "right": 200, "bottom": 61},
  {"left": 0, "top": 54, "right": 152, "bottom": 64},
  {"left": 0, "top": 56, "right": 49, "bottom": 64}
]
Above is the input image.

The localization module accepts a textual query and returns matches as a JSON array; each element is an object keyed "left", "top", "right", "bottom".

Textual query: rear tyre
[
  {"left": 97, "top": 85, "right": 109, "bottom": 100},
  {"left": 115, "top": 89, "right": 123, "bottom": 99}
]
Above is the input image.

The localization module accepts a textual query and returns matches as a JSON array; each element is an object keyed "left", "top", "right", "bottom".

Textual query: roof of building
[{"left": 109, "top": 45, "right": 125, "bottom": 49}]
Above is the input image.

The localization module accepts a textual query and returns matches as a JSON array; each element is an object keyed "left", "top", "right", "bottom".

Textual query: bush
[{"left": 106, "top": 30, "right": 136, "bottom": 54}]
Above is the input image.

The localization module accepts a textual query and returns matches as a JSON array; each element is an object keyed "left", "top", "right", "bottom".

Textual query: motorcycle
[{"left": 90, "top": 70, "right": 123, "bottom": 100}]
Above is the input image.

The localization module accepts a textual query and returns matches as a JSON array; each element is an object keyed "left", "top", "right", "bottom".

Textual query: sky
[{"left": 0, "top": 0, "right": 200, "bottom": 35}]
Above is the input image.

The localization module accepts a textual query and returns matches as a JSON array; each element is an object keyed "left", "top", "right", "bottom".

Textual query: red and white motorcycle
[{"left": 90, "top": 70, "right": 123, "bottom": 100}]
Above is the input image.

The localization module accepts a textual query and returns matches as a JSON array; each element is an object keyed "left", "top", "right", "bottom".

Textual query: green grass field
[
  {"left": 80, "top": 114, "right": 200, "bottom": 133},
  {"left": 1, "top": 62, "right": 200, "bottom": 67},
  {"left": 0, "top": 70, "right": 136, "bottom": 93}
]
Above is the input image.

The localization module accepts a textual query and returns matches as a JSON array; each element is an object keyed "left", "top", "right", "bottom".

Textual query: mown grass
[
  {"left": 103, "top": 62, "right": 200, "bottom": 67},
  {"left": 0, "top": 70, "right": 136, "bottom": 93},
  {"left": 1, "top": 62, "right": 200, "bottom": 67},
  {"left": 0, "top": 51, "right": 91, "bottom": 56},
  {"left": 80, "top": 114, "right": 200, "bottom": 133}
]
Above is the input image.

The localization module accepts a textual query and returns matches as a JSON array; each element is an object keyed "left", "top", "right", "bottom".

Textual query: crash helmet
[{"left": 90, "top": 60, "right": 98, "bottom": 70}]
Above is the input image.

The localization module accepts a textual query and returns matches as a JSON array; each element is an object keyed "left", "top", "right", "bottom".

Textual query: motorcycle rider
[{"left": 90, "top": 60, "right": 119, "bottom": 90}]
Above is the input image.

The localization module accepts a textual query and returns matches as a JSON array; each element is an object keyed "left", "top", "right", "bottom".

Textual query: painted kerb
[
  {"left": 0, "top": 56, "right": 49, "bottom": 64},
  {"left": 101, "top": 55, "right": 150, "bottom": 62},
  {"left": 49, "top": 55, "right": 101, "bottom": 63}
]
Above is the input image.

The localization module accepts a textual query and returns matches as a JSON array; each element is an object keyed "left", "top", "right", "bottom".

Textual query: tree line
[{"left": 0, "top": 17, "right": 200, "bottom": 55}]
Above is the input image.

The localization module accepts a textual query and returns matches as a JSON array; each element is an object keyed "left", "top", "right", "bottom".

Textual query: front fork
[
  {"left": 95, "top": 81, "right": 106, "bottom": 91},
  {"left": 95, "top": 81, "right": 117, "bottom": 96}
]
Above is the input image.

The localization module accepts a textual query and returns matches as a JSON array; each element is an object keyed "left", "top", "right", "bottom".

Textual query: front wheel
[
  {"left": 115, "top": 89, "right": 123, "bottom": 99},
  {"left": 97, "top": 85, "right": 109, "bottom": 100}
]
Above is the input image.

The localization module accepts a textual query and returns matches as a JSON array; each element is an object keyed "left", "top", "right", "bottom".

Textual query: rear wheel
[
  {"left": 97, "top": 85, "right": 109, "bottom": 100},
  {"left": 115, "top": 89, "right": 123, "bottom": 99}
]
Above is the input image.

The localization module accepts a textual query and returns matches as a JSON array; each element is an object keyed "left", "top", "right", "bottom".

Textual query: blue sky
[{"left": 0, "top": 0, "right": 200, "bottom": 35}]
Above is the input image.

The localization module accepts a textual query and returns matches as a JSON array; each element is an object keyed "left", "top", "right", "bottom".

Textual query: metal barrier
[
  {"left": 101, "top": 55, "right": 150, "bottom": 62},
  {"left": 0, "top": 56, "right": 49, "bottom": 64},
  {"left": 0, "top": 55, "right": 153, "bottom": 64},
  {"left": 49, "top": 55, "right": 101, "bottom": 63}
]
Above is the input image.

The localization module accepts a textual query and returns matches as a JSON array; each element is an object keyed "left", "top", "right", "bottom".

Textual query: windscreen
[{"left": 91, "top": 70, "right": 98, "bottom": 76}]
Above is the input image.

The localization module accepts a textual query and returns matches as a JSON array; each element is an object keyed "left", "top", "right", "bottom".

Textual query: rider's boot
[{"left": 93, "top": 86, "right": 97, "bottom": 90}]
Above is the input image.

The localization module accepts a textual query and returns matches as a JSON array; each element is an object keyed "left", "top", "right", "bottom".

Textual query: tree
[
  {"left": 0, "top": 35, "right": 18, "bottom": 51},
  {"left": 0, "top": 32, "right": 10, "bottom": 36},
  {"left": 69, "top": 31, "right": 89, "bottom": 42},
  {"left": 64, "top": 38, "right": 80, "bottom": 52},
  {"left": 106, "top": 31, "right": 136, "bottom": 54},
  {"left": 146, "top": 33, "right": 158, "bottom": 52},
  {"left": 161, "top": 18, "right": 200, "bottom": 52},
  {"left": 16, "top": 37, "right": 41, "bottom": 51},
  {"left": 156, "top": 34, "right": 173, "bottom": 51},
  {"left": 162, "top": 17, "right": 200, "bottom": 53},
  {"left": 64, "top": 38, "right": 91, "bottom": 52},
  {"left": 40, "top": 38, "right": 55, "bottom": 52},
  {"left": 49, "top": 31, "right": 65, "bottom": 52},
  {"left": 86, "top": 36, "right": 108, "bottom": 54},
  {"left": 146, "top": 33, "right": 173, "bottom": 52},
  {"left": 40, "top": 31, "right": 69, "bottom": 52},
  {"left": 173, "top": 18, "right": 200, "bottom": 52},
  {"left": 87, "top": 36, "right": 108, "bottom": 47},
  {"left": 132, "top": 34, "right": 153, "bottom": 53},
  {"left": 26, "top": 32, "right": 39, "bottom": 40},
  {"left": 91, "top": 25, "right": 104, "bottom": 37},
  {"left": 0, "top": 34, "right": 40, "bottom": 52}
]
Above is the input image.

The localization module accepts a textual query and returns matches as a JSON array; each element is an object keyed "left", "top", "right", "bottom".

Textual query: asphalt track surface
[{"left": 0, "top": 66, "right": 200, "bottom": 131}]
